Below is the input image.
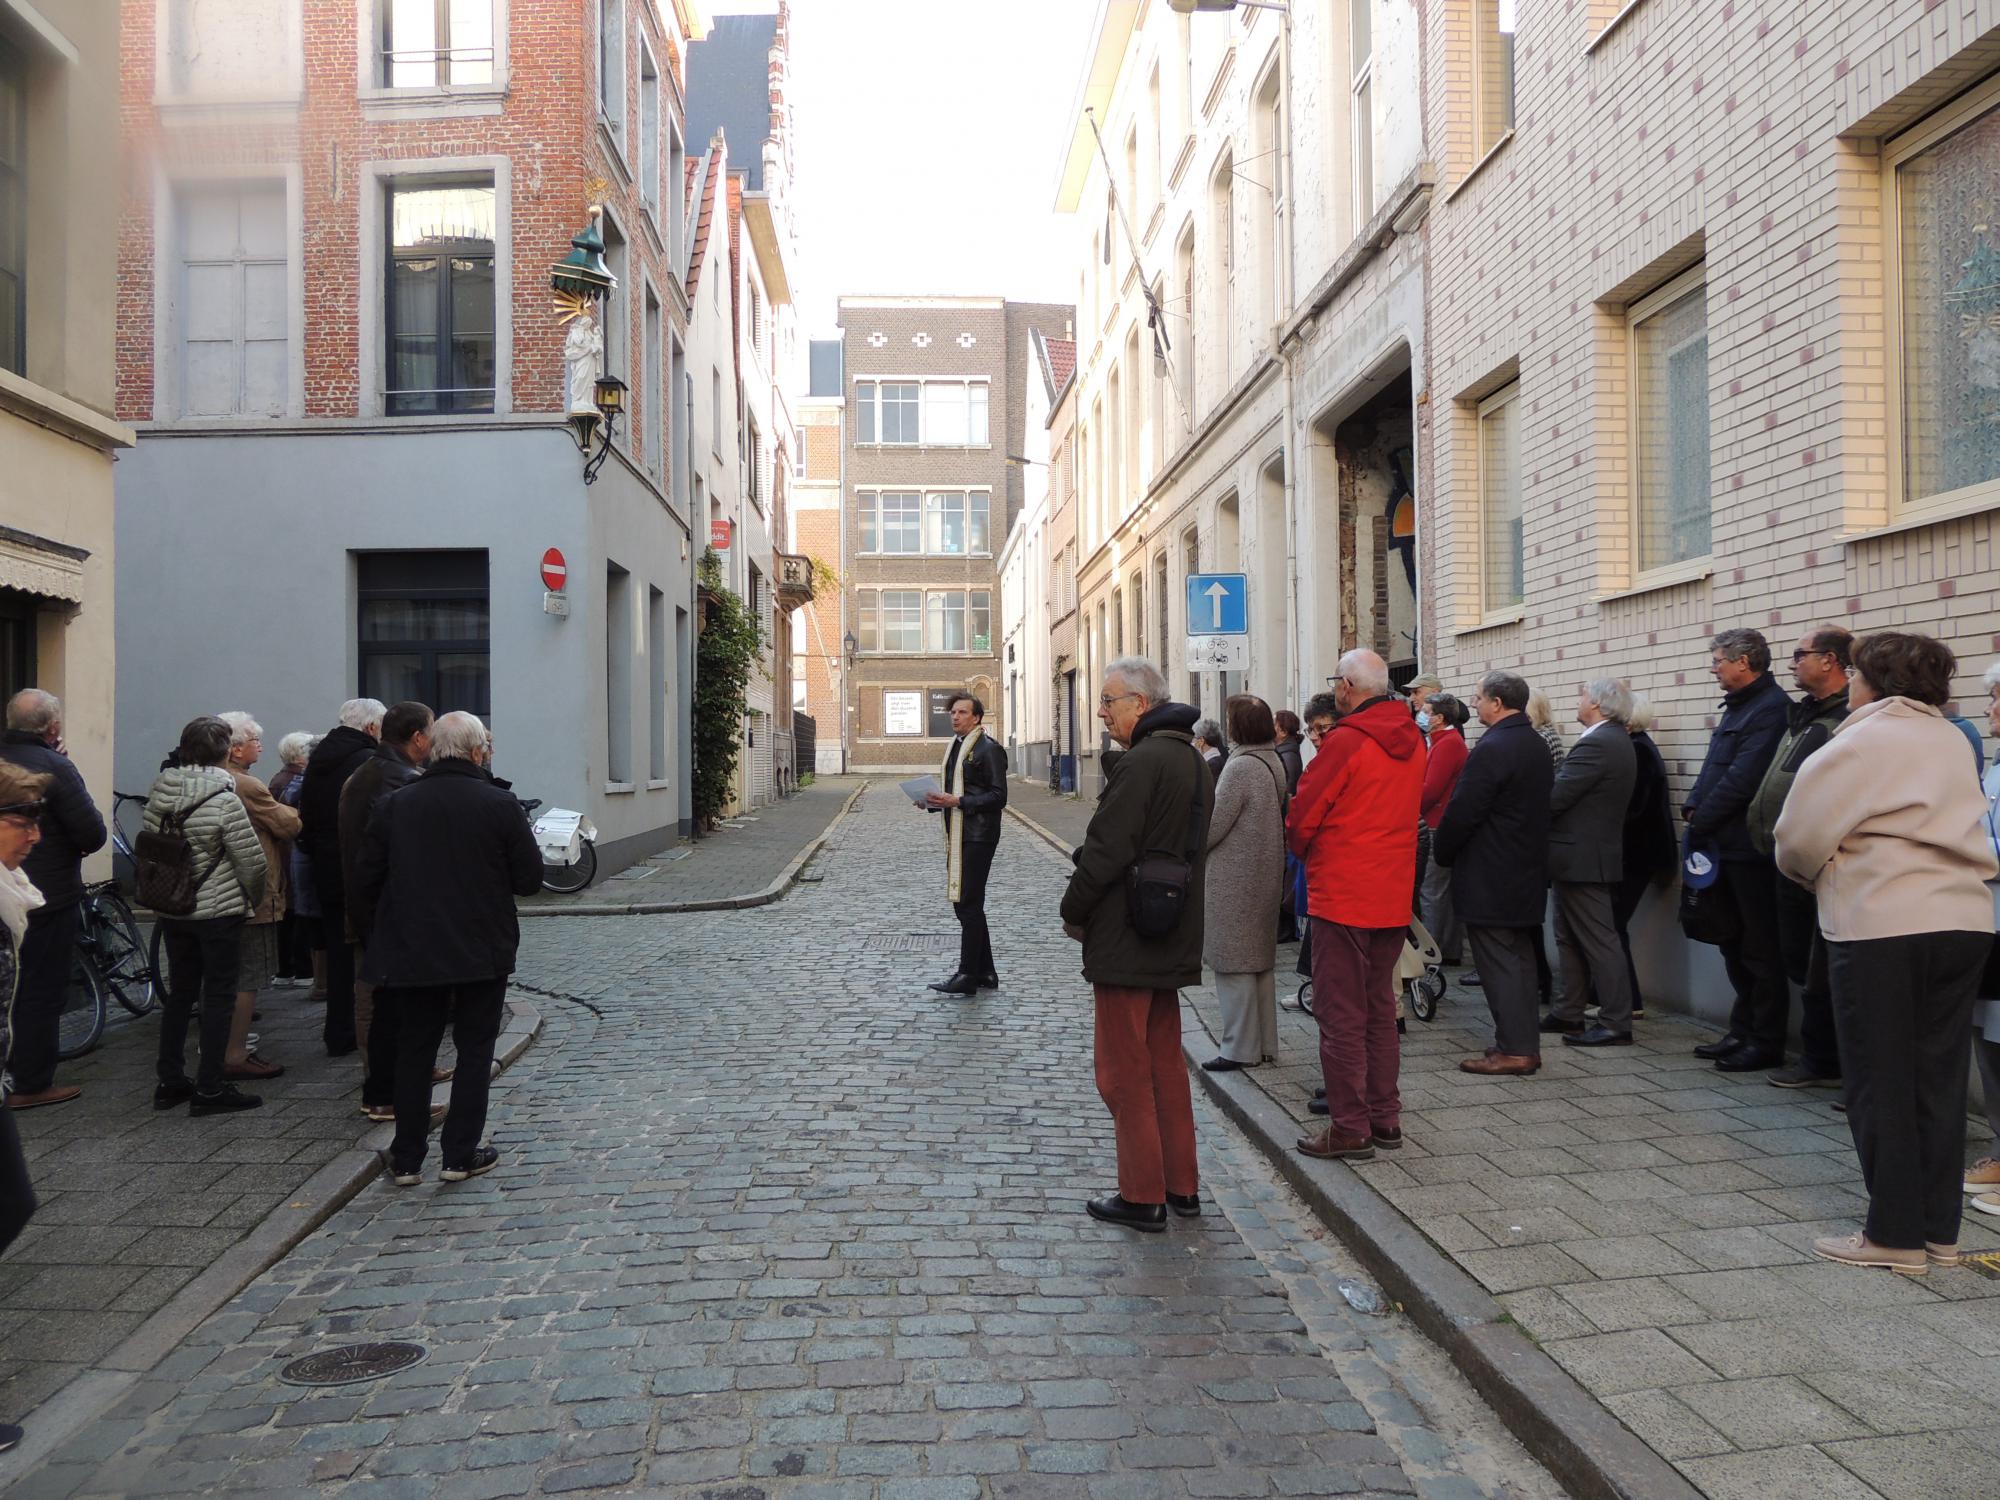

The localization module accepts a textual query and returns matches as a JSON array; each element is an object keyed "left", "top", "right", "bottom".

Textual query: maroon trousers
[
  {"left": 1309, "top": 918, "right": 1404, "bottom": 1140},
  {"left": 1092, "top": 985, "right": 1199, "bottom": 1204}
]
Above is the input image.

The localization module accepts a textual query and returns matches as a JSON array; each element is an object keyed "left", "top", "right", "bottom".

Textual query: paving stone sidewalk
[
  {"left": 1010, "top": 777, "right": 2000, "bottom": 1500},
  {"left": 3, "top": 783, "right": 1566, "bottom": 1499},
  {"left": 519, "top": 777, "right": 862, "bottom": 914},
  {"left": 1, "top": 980, "right": 459, "bottom": 1427}
]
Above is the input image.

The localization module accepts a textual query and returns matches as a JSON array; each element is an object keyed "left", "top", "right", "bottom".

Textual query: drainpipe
[{"left": 1277, "top": 6, "right": 1304, "bottom": 711}]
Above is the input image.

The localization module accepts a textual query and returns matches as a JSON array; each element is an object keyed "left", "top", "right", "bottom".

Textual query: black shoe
[
  {"left": 927, "top": 972, "right": 978, "bottom": 996},
  {"left": 1085, "top": 1194, "right": 1166, "bottom": 1232},
  {"left": 978, "top": 972, "right": 1000, "bottom": 990},
  {"left": 0, "top": 1421, "right": 20, "bottom": 1454},
  {"left": 189, "top": 1084, "right": 262, "bottom": 1116},
  {"left": 441, "top": 1146, "right": 499, "bottom": 1182},
  {"left": 1307, "top": 1095, "right": 1329, "bottom": 1116},
  {"left": 1397, "top": 1017, "right": 1406, "bottom": 1035},
  {"left": 1563, "top": 1025, "right": 1634, "bottom": 1048},
  {"left": 1202, "top": 1056, "right": 1250, "bottom": 1073},
  {"left": 1313, "top": 1086, "right": 1326, "bottom": 1099},
  {"left": 1538, "top": 1013, "right": 1584, "bottom": 1036},
  {"left": 1167, "top": 1192, "right": 1201, "bottom": 1218},
  {"left": 1693, "top": 1036, "right": 1745, "bottom": 1060},
  {"left": 1715, "top": 1045, "right": 1783, "bottom": 1073},
  {"left": 153, "top": 1079, "right": 195, "bottom": 1111}
]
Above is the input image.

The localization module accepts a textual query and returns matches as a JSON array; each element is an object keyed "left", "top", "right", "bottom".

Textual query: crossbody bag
[{"left": 1125, "top": 741, "right": 1208, "bottom": 940}]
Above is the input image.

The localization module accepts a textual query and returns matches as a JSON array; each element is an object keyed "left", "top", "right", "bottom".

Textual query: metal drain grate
[
  {"left": 864, "top": 935, "right": 959, "bottom": 952},
  {"left": 279, "top": 1342, "right": 428, "bottom": 1387}
]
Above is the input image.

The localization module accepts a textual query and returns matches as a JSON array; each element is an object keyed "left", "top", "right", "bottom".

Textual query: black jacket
[
  {"left": 353, "top": 758, "right": 544, "bottom": 988},
  {"left": 1434, "top": 713, "right": 1554, "bottom": 928},
  {"left": 1061, "top": 702, "right": 1213, "bottom": 989},
  {"left": 1684, "top": 672, "right": 1790, "bottom": 863},
  {"left": 338, "top": 747, "right": 424, "bottom": 945},
  {"left": 1624, "top": 732, "right": 1677, "bottom": 880},
  {"left": 298, "top": 725, "right": 378, "bottom": 904},
  {"left": 0, "top": 730, "right": 106, "bottom": 911},
  {"left": 935, "top": 732, "right": 1008, "bottom": 844},
  {"left": 1274, "top": 737, "right": 1304, "bottom": 796}
]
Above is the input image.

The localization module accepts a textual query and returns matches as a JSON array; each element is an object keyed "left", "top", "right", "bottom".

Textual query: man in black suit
[
  {"left": 1543, "top": 679, "right": 1640, "bottom": 1047},
  {"left": 925, "top": 693, "right": 1009, "bottom": 996},
  {"left": 1435, "top": 671, "right": 1555, "bottom": 1077}
]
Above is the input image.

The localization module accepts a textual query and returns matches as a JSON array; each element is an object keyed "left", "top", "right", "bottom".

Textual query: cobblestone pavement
[
  {"left": 519, "top": 778, "right": 861, "bottom": 912},
  {"left": 1013, "top": 779, "right": 2000, "bottom": 1500},
  {"left": 5, "top": 785, "right": 1565, "bottom": 1499},
  {"left": 2, "top": 977, "right": 459, "bottom": 1427}
]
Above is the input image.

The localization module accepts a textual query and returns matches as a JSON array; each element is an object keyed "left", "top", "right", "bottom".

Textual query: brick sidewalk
[
  {"left": 517, "top": 775, "right": 862, "bottom": 913},
  {"left": 1008, "top": 776, "right": 2000, "bottom": 1500}
]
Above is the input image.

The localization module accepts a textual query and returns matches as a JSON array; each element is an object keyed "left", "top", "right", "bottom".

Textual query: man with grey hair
[
  {"left": 356, "top": 712, "right": 542, "bottom": 1186},
  {"left": 299, "top": 698, "right": 386, "bottom": 1057},
  {"left": 1062, "top": 656, "right": 1208, "bottom": 1230},
  {"left": 0, "top": 691, "right": 106, "bottom": 1110},
  {"left": 1543, "top": 680, "right": 1640, "bottom": 1046},
  {"left": 1685, "top": 629, "right": 1791, "bottom": 1072}
]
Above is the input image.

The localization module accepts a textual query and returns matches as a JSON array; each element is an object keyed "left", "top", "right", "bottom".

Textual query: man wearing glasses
[
  {"left": 1744, "top": 627, "right": 1852, "bottom": 1090},
  {"left": 1685, "top": 629, "right": 1792, "bottom": 1073}
]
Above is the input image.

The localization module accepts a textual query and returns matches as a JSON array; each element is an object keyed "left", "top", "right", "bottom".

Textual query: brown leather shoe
[
  {"left": 5, "top": 1085, "right": 81, "bottom": 1110},
  {"left": 1296, "top": 1126, "right": 1376, "bottom": 1161},
  {"left": 1459, "top": 1052, "right": 1540, "bottom": 1076}
]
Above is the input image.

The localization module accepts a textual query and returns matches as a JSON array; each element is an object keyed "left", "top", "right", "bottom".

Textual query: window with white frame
[
  {"left": 597, "top": 0, "right": 625, "bottom": 146},
  {"left": 177, "top": 181, "right": 289, "bottom": 418},
  {"left": 601, "top": 212, "right": 627, "bottom": 389},
  {"left": 1477, "top": 381, "right": 1522, "bottom": 612},
  {"left": 643, "top": 283, "right": 662, "bottom": 475},
  {"left": 1351, "top": 0, "right": 1374, "bottom": 227},
  {"left": 1887, "top": 78, "right": 2000, "bottom": 516},
  {"left": 853, "top": 379, "right": 988, "bottom": 446},
  {"left": 667, "top": 122, "right": 687, "bottom": 271},
  {"left": 166, "top": 0, "right": 298, "bottom": 98},
  {"left": 747, "top": 418, "right": 763, "bottom": 510},
  {"left": 638, "top": 40, "right": 660, "bottom": 217},
  {"left": 381, "top": 0, "right": 494, "bottom": 87},
  {"left": 386, "top": 181, "right": 496, "bottom": 415},
  {"left": 925, "top": 590, "right": 992, "bottom": 654},
  {"left": 1146, "top": 65, "right": 1163, "bottom": 215},
  {"left": 856, "top": 589, "right": 922, "bottom": 653},
  {"left": 924, "top": 490, "right": 992, "bottom": 555},
  {"left": 1630, "top": 267, "right": 1711, "bottom": 571},
  {"left": 857, "top": 490, "right": 921, "bottom": 554},
  {"left": 1472, "top": 0, "right": 1516, "bottom": 158}
]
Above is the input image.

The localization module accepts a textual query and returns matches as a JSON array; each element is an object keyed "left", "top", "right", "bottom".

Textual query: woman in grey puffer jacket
[{"left": 144, "top": 717, "right": 267, "bottom": 1115}]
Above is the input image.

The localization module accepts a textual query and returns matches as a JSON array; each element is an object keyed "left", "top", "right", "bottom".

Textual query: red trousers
[
  {"left": 1092, "top": 985, "right": 1200, "bottom": 1204},
  {"left": 1309, "top": 918, "right": 1404, "bottom": 1140}
]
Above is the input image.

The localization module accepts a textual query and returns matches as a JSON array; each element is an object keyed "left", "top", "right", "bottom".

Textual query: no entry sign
[{"left": 540, "top": 548, "right": 568, "bottom": 591}]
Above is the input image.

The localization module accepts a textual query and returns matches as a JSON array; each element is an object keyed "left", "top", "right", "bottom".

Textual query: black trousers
[
  {"left": 1467, "top": 925, "right": 1542, "bottom": 1057},
  {"left": 1716, "top": 858, "right": 1788, "bottom": 1052},
  {"left": 157, "top": 915, "right": 243, "bottom": 1093},
  {"left": 0, "top": 1104, "right": 36, "bottom": 1257},
  {"left": 1608, "top": 867, "right": 1650, "bottom": 1011},
  {"left": 1773, "top": 875, "right": 1840, "bottom": 1077},
  {"left": 953, "top": 840, "right": 998, "bottom": 979},
  {"left": 9, "top": 902, "right": 81, "bottom": 1095},
  {"left": 389, "top": 979, "right": 506, "bottom": 1174},
  {"left": 362, "top": 977, "right": 400, "bottom": 1109},
  {"left": 321, "top": 897, "right": 356, "bottom": 1054},
  {"left": 1827, "top": 930, "right": 1990, "bottom": 1249}
]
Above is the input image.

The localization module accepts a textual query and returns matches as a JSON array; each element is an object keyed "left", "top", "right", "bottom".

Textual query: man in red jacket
[{"left": 1285, "top": 649, "right": 1425, "bottom": 1161}]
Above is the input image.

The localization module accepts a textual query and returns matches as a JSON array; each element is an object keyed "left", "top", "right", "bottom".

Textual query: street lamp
[
  {"left": 579, "top": 376, "right": 627, "bottom": 486},
  {"left": 842, "top": 630, "right": 858, "bottom": 666}
]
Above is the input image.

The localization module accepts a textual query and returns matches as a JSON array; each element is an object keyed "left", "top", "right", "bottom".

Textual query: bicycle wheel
[
  {"left": 57, "top": 952, "right": 106, "bottom": 1060},
  {"left": 1291, "top": 979, "right": 1315, "bottom": 1016},
  {"left": 92, "top": 891, "right": 159, "bottom": 1016},
  {"left": 540, "top": 840, "right": 598, "bottom": 895}
]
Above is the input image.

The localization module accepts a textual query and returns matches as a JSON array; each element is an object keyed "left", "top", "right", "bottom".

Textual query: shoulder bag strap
[{"left": 1182, "top": 740, "right": 1207, "bottom": 865}]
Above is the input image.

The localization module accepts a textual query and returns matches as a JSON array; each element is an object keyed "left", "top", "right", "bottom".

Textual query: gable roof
[
  {"left": 1032, "top": 330, "right": 1077, "bottom": 406},
  {"left": 685, "top": 135, "right": 724, "bottom": 295}
]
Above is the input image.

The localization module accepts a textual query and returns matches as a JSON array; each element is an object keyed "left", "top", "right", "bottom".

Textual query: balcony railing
[{"left": 776, "top": 552, "right": 815, "bottom": 610}]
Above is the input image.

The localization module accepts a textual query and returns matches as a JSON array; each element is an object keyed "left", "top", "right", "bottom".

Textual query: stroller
[{"left": 1291, "top": 823, "right": 1449, "bottom": 1023}]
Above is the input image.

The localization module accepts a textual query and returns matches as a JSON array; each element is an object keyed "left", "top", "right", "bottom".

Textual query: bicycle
[
  {"left": 518, "top": 798, "right": 600, "bottom": 895},
  {"left": 55, "top": 799, "right": 165, "bottom": 1060}
]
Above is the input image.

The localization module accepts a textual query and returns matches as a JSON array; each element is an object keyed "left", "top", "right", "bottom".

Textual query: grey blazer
[{"left": 1548, "top": 721, "right": 1637, "bottom": 884}]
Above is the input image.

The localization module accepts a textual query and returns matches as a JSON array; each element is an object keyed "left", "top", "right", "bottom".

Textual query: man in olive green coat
[{"left": 1061, "top": 656, "right": 1212, "bottom": 1233}]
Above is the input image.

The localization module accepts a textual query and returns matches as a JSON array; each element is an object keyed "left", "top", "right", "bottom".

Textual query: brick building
[
  {"left": 112, "top": 0, "right": 703, "bottom": 866},
  {"left": 836, "top": 296, "right": 1070, "bottom": 773},
  {"left": 1419, "top": 0, "right": 2000, "bottom": 1018}
]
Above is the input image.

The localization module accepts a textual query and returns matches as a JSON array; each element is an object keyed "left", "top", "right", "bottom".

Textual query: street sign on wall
[
  {"left": 1185, "top": 572, "right": 1248, "bottom": 635},
  {"left": 540, "top": 548, "right": 568, "bottom": 591}
]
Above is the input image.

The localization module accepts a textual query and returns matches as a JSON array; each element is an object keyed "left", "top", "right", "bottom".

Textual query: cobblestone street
[{"left": 2, "top": 786, "right": 1561, "bottom": 1499}]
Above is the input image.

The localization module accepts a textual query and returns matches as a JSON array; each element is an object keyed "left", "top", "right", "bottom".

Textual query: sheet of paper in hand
[{"left": 901, "top": 774, "right": 943, "bottom": 807}]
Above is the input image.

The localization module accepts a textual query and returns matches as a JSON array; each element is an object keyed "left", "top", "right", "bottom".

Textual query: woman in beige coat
[
  {"left": 1775, "top": 632, "right": 1998, "bottom": 1275},
  {"left": 1200, "top": 695, "right": 1288, "bottom": 1071}
]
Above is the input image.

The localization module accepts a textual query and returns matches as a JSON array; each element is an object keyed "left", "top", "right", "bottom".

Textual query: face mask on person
[{"left": 1415, "top": 710, "right": 1433, "bottom": 732}]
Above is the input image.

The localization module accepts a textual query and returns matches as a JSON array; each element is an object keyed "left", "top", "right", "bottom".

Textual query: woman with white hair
[
  {"left": 1968, "top": 661, "right": 2000, "bottom": 1217},
  {"left": 217, "top": 712, "right": 299, "bottom": 1081}
]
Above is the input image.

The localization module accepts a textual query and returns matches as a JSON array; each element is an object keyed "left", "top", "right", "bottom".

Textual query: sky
[{"left": 727, "top": 0, "right": 1097, "bottom": 338}]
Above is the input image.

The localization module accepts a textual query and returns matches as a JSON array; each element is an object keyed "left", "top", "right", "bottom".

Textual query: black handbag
[
  {"left": 1677, "top": 878, "right": 1739, "bottom": 947},
  {"left": 1126, "top": 742, "right": 1208, "bottom": 940}
]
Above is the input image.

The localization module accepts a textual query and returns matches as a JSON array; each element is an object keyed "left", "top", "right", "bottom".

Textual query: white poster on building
[{"left": 884, "top": 691, "right": 923, "bottom": 736}]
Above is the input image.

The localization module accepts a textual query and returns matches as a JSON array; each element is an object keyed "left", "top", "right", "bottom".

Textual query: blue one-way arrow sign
[{"left": 1185, "top": 572, "right": 1248, "bottom": 635}]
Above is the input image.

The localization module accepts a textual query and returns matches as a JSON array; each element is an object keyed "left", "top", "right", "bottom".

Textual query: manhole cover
[
  {"left": 279, "top": 1342, "right": 427, "bottom": 1387},
  {"left": 864, "top": 935, "right": 959, "bottom": 952}
]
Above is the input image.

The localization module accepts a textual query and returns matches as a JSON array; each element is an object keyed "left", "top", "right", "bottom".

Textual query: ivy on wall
[{"left": 693, "top": 548, "right": 767, "bottom": 830}]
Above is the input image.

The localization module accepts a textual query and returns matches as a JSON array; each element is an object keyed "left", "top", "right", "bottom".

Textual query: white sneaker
[{"left": 1971, "top": 1191, "right": 2000, "bottom": 1218}]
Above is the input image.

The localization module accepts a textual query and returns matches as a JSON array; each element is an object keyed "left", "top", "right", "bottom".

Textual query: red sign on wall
[
  {"left": 711, "top": 520, "right": 732, "bottom": 550},
  {"left": 540, "top": 548, "right": 568, "bottom": 591}
]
